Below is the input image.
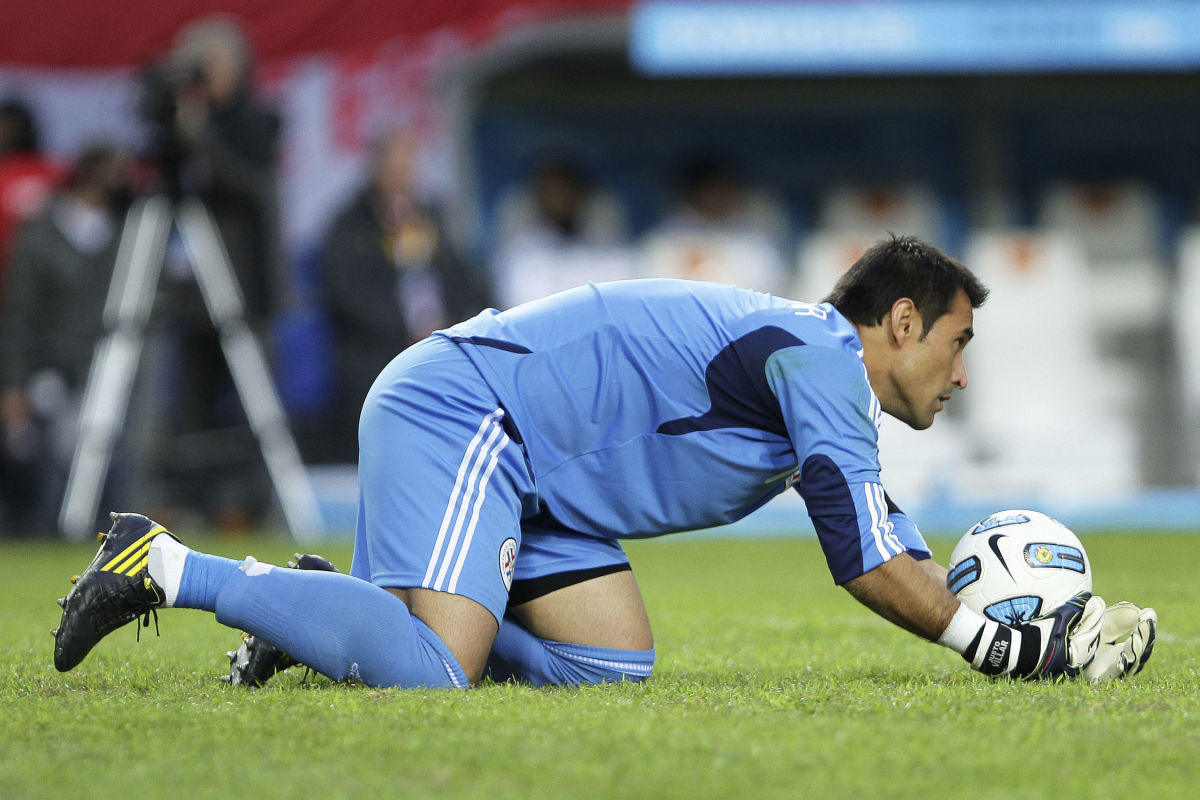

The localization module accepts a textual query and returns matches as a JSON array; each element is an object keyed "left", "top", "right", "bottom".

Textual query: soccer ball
[{"left": 946, "top": 509, "right": 1091, "bottom": 625}]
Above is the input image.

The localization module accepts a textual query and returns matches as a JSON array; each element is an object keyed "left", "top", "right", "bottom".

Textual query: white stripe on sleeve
[{"left": 864, "top": 482, "right": 891, "bottom": 562}]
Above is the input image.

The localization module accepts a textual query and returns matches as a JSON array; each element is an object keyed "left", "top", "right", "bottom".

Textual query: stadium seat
[
  {"left": 817, "top": 182, "right": 944, "bottom": 244},
  {"left": 1173, "top": 226, "right": 1200, "bottom": 482},
  {"left": 492, "top": 240, "right": 638, "bottom": 308},
  {"left": 1037, "top": 180, "right": 1168, "bottom": 333},
  {"left": 1037, "top": 180, "right": 1176, "bottom": 483},
  {"left": 875, "top": 412, "right": 971, "bottom": 509},
  {"left": 955, "top": 230, "right": 1139, "bottom": 500},
  {"left": 494, "top": 182, "right": 628, "bottom": 251},
  {"left": 638, "top": 177, "right": 791, "bottom": 294},
  {"left": 490, "top": 163, "right": 636, "bottom": 307},
  {"left": 638, "top": 228, "right": 789, "bottom": 293},
  {"left": 791, "top": 231, "right": 877, "bottom": 302},
  {"left": 795, "top": 181, "right": 947, "bottom": 303}
]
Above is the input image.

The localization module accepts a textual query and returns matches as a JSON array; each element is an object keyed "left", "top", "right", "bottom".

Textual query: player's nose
[{"left": 952, "top": 353, "right": 968, "bottom": 390}]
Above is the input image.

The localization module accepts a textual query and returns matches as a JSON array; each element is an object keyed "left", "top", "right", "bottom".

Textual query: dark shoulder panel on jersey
[{"left": 656, "top": 326, "right": 804, "bottom": 437}]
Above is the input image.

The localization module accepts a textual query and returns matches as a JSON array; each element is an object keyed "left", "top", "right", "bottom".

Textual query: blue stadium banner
[{"left": 630, "top": 1, "right": 1200, "bottom": 75}]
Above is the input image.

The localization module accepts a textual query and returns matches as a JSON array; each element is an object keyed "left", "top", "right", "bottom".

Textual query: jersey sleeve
[{"left": 764, "top": 345, "right": 931, "bottom": 584}]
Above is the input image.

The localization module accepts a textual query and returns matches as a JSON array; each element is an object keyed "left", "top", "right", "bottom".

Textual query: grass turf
[{"left": 1, "top": 531, "right": 1196, "bottom": 799}]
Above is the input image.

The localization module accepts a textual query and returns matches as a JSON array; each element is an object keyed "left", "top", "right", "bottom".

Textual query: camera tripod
[{"left": 59, "top": 195, "right": 323, "bottom": 542}]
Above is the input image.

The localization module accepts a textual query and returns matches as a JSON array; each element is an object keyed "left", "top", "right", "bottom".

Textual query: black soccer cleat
[
  {"left": 220, "top": 553, "right": 340, "bottom": 687},
  {"left": 53, "top": 512, "right": 178, "bottom": 672}
]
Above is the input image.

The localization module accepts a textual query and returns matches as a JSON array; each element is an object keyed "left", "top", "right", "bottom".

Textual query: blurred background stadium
[{"left": 4, "top": 0, "right": 1200, "bottom": 539}]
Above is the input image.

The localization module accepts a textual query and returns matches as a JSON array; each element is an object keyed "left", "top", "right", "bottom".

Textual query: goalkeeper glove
[
  {"left": 1081, "top": 601, "right": 1157, "bottom": 682},
  {"left": 952, "top": 592, "right": 1106, "bottom": 680}
]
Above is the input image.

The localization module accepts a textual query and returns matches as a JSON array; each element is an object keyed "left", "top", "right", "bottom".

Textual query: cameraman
[{"left": 148, "top": 15, "right": 283, "bottom": 531}]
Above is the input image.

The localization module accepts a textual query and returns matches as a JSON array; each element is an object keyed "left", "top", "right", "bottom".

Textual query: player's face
[{"left": 890, "top": 289, "right": 974, "bottom": 430}]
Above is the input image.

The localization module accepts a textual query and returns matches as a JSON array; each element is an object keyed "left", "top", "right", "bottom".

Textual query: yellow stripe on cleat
[
  {"left": 101, "top": 526, "right": 165, "bottom": 573},
  {"left": 106, "top": 542, "right": 151, "bottom": 575},
  {"left": 118, "top": 553, "right": 150, "bottom": 577}
]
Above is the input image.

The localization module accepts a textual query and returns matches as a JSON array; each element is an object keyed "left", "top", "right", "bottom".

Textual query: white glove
[
  {"left": 964, "top": 593, "right": 1105, "bottom": 679},
  {"left": 1063, "top": 594, "right": 1106, "bottom": 672},
  {"left": 1081, "top": 601, "right": 1157, "bottom": 682}
]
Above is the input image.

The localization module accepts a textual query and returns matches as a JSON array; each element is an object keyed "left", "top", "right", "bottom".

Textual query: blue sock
[
  {"left": 212, "top": 563, "right": 468, "bottom": 689},
  {"left": 485, "top": 615, "right": 655, "bottom": 686},
  {"left": 175, "top": 552, "right": 241, "bottom": 611}
]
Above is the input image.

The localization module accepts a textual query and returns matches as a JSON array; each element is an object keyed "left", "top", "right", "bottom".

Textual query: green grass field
[{"left": 2, "top": 530, "right": 1197, "bottom": 799}]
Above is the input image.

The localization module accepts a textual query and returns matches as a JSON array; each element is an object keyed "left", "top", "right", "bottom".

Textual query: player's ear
[{"left": 889, "top": 298, "right": 919, "bottom": 346}]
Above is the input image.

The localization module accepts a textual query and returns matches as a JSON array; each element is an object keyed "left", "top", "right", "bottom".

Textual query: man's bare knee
[{"left": 387, "top": 587, "right": 498, "bottom": 684}]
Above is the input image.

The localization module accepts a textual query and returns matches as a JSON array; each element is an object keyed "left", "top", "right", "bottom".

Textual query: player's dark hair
[{"left": 824, "top": 234, "right": 988, "bottom": 336}]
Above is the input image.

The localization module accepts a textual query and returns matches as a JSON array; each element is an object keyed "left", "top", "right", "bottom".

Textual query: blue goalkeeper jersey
[{"left": 438, "top": 279, "right": 930, "bottom": 584}]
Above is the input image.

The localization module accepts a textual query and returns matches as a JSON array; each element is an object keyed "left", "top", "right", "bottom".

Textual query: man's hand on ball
[
  {"left": 1016, "top": 592, "right": 1105, "bottom": 679},
  {"left": 965, "top": 592, "right": 1105, "bottom": 680},
  {"left": 1081, "top": 601, "right": 1157, "bottom": 682}
]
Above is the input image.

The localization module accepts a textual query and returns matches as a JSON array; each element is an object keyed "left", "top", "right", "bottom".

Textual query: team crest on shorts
[{"left": 499, "top": 538, "right": 518, "bottom": 591}]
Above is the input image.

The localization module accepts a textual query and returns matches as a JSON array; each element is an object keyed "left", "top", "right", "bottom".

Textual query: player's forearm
[
  {"left": 843, "top": 553, "right": 959, "bottom": 641},
  {"left": 845, "top": 552, "right": 1103, "bottom": 680},
  {"left": 915, "top": 555, "right": 947, "bottom": 585}
]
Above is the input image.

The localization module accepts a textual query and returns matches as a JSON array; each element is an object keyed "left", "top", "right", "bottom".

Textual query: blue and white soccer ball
[{"left": 946, "top": 509, "right": 1092, "bottom": 625}]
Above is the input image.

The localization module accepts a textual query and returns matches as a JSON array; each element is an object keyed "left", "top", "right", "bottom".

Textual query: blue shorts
[{"left": 349, "top": 336, "right": 629, "bottom": 625}]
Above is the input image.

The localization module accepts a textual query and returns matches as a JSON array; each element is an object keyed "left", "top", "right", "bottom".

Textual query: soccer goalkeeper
[{"left": 53, "top": 235, "right": 1155, "bottom": 688}]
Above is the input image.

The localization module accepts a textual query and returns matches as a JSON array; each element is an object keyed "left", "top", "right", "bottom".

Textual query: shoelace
[
  {"left": 89, "top": 579, "right": 160, "bottom": 641},
  {"left": 135, "top": 607, "right": 160, "bottom": 643}
]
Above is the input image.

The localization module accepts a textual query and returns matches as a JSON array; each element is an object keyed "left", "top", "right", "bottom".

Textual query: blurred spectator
[
  {"left": 146, "top": 14, "right": 284, "bottom": 531},
  {"left": 0, "top": 100, "right": 39, "bottom": 154},
  {"left": 491, "top": 156, "right": 634, "bottom": 308},
  {"left": 639, "top": 154, "right": 790, "bottom": 293},
  {"left": 319, "top": 127, "right": 491, "bottom": 461},
  {"left": 0, "top": 98, "right": 62, "bottom": 298},
  {"left": 158, "top": 14, "right": 283, "bottom": 314},
  {"left": 0, "top": 144, "right": 134, "bottom": 536}
]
